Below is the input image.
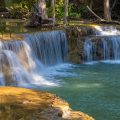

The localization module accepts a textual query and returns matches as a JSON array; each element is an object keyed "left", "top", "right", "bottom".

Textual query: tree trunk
[
  {"left": 27, "top": 0, "right": 48, "bottom": 27},
  {"left": 52, "top": 0, "right": 55, "bottom": 26},
  {"left": 38, "top": 0, "right": 48, "bottom": 19},
  {"left": 104, "top": 0, "right": 111, "bottom": 20},
  {"left": 89, "top": 0, "right": 93, "bottom": 9},
  {"left": 64, "top": 0, "right": 69, "bottom": 25}
]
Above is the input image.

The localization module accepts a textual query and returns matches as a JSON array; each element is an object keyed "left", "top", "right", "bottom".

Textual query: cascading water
[
  {"left": 25, "top": 31, "right": 67, "bottom": 65},
  {"left": 93, "top": 26, "right": 120, "bottom": 36},
  {"left": 102, "top": 38, "right": 110, "bottom": 60},
  {"left": 0, "top": 30, "right": 68, "bottom": 86},
  {"left": 84, "top": 26, "right": 120, "bottom": 62},
  {"left": 84, "top": 39, "right": 94, "bottom": 62}
]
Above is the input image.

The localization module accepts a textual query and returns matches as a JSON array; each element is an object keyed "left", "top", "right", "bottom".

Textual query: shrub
[{"left": 9, "top": 3, "right": 30, "bottom": 19}]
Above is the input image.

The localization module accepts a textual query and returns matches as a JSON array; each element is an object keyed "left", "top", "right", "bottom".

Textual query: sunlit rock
[{"left": 0, "top": 87, "right": 94, "bottom": 120}]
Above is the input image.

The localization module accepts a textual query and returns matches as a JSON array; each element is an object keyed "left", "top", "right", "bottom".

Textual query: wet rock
[
  {"left": 66, "top": 25, "right": 118, "bottom": 63},
  {"left": 66, "top": 26, "right": 92, "bottom": 63}
]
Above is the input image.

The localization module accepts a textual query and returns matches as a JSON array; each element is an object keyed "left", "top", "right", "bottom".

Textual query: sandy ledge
[
  {"left": 0, "top": 34, "right": 24, "bottom": 41},
  {"left": 0, "top": 87, "right": 94, "bottom": 120}
]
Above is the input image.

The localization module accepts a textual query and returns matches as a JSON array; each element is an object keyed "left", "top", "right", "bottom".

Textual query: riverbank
[{"left": 0, "top": 87, "right": 94, "bottom": 120}]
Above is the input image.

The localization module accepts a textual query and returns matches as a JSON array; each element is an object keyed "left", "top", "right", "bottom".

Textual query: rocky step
[{"left": 83, "top": 35, "right": 120, "bottom": 41}]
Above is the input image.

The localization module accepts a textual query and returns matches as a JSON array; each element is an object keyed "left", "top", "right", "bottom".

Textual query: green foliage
[
  {"left": 68, "top": 3, "right": 81, "bottom": 19},
  {"left": 5, "top": 0, "right": 13, "bottom": 7},
  {"left": 47, "top": 0, "right": 64, "bottom": 19},
  {"left": 7, "top": 0, "right": 37, "bottom": 19},
  {"left": 0, "top": 23, "right": 6, "bottom": 35},
  {"left": 69, "top": 3, "right": 88, "bottom": 18},
  {"left": 3, "top": 0, "right": 89, "bottom": 19},
  {"left": 47, "top": 0, "right": 87, "bottom": 19},
  {"left": 78, "top": 3, "right": 88, "bottom": 18},
  {"left": 47, "top": 6, "right": 52, "bottom": 17},
  {"left": 55, "top": 1, "right": 64, "bottom": 19},
  {"left": 12, "top": 0, "right": 37, "bottom": 10},
  {"left": 9, "top": 3, "right": 30, "bottom": 19}
]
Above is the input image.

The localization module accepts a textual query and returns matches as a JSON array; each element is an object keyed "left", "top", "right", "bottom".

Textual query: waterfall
[
  {"left": 84, "top": 39, "right": 94, "bottom": 62},
  {"left": 0, "top": 50, "right": 31, "bottom": 86},
  {"left": 84, "top": 26, "right": 120, "bottom": 62},
  {"left": 102, "top": 39, "right": 110, "bottom": 60},
  {"left": 25, "top": 31, "right": 67, "bottom": 65},
  {"left": 0, "top": 30, "right": 67, "bottom": 86}
]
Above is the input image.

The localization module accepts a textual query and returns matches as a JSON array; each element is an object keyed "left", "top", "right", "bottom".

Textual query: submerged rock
[{"left": 0, "top": 87, "right": 94, "bottom": 120}]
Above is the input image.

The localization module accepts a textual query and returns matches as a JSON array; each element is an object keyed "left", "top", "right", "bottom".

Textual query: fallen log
[
  {"left": 87, "top": 5, "right": 120, "bottom": 25},
  {"left": 99, "top": 20, "right": 120, "bottom": 25},
  {"left": 87, "top": 5, "right": 104, "bottom": 21}
]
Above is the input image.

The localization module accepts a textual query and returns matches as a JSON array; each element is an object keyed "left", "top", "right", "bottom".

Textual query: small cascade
[
  {"left": 102, "top": 39, "right": 110, "bottom": 60},
  {"left": 93, "top": 26, "right": 120, "bottom": 35},
  {"left": 84, "top": 26, "right": 120, "bottom": 62},
  {"left": 84, "top": 39, "right": 94, "bottom": 62},
  {"left": 0, "top": 30, "right": 67, "bottom": 86},
  {"left": 0, "top": 50, "right": 31, "bottom": 86},
  {"left": 25, "top": 31, "right": 67, "bottom": 65}
]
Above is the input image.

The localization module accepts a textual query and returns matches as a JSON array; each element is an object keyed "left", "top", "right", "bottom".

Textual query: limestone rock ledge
[{"left": 0, "top": 87, "right": 94, "bottom": 120}]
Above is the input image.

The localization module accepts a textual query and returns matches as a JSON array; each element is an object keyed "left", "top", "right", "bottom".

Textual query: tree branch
[
  {"left": 111, "top": 0, "right": 118, "bottom": 11},
  {"left": 87, "top": 5, "right": 104, "bottom": 21}
]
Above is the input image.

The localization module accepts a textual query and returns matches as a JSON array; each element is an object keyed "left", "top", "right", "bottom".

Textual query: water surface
[{"left": 38, "top": 62, "right": 120, "bottom": 120}]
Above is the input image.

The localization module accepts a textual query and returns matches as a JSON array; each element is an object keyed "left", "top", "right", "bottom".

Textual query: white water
[
  {"left": 0, "top": 30, "right": 70, "bottom": 87},
  {"left": 84, "top": 26, "right": 120, "bottom": 62},
  {"left": 94, "top": 26, "right": 120, "bottom": 36},
  {"left": 1, "top": 26, "right": 120, "bottom": 86}
]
